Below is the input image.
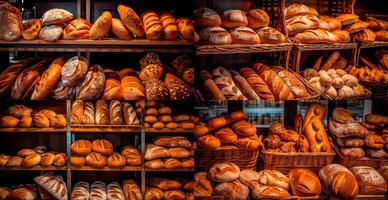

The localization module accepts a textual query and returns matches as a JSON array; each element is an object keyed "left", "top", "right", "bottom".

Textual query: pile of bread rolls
[
  {"left": 200, "top": 63, "right": 311, "bottom": 100},
  {"left": 285, "top": 4, "right": 352, "bottom": 43},
  {"left": 0, "top": 2, "right": 194, "bottom": 41},
  {"left": 0, "top": 146, "right": 66, "bottom": 168},
  {"left": 146, "top": 177, "right": 194, "bottom": 200},
  {"left": 366, "top": 17, "right": 388, "bottom": 42},
  {"left": 71, "top": 139, "right": 141, "bottom": 169},
  {"left": 195, "top": 7, "right": 287, "bottom": 45},
  {"left": 145, "top": 136, "right": 194, "bottom": 170},
  {"left": 71, "top": 180, "right": 141, "bottom": 200},
  {"left": 144, "top": 101, "right": 195, "bottom": 130},
  {"left": 195, "top": 111, "right": 261, "bottom": 150},
  {"left": 195, "top": 162, "right": 323, "bottom": 199},
  {"left": 330, "top": 107, "right": 388, "bottom": 159},
  {"left": 303, "top": 51, "right": 368, "bottom": 99},
  {"left": 349, "top": 52, "right": 388, "bottom": 84},
  {"left": 71, "top": 100, "right": 140, "bottom": 126},
  {"left": 1, "top": 105, "right": 66, "bottom": 128}
]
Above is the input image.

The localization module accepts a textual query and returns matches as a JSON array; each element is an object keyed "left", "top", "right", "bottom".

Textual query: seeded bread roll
[{"left": 145, "top": 79, "right": 169, "bottom": 100}]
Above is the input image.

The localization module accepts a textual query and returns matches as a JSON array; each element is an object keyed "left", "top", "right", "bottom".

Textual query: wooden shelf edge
[
  {"left": 360, "top": 41, "right": 388, "bottom": 48},
  {"left": 144, "top": 168, "right": 194, "bottom": 172},
  {"left": 0, "top": 166, "right": 67, "bottom": 171},
  {"left": 196, "top": 43, "right": 292, "bottom": 55},
  {"left": 0, "top": 128, "right": 66, "bottom": 133},
  {"left": 70, "top": 166, "right": 142, "bottom": 171},
  {"left": 144, "top": 128, "right": 193, "bottom": 133},
  {"left": 293, "top": 43, "right": 358, "bottom": 51}
]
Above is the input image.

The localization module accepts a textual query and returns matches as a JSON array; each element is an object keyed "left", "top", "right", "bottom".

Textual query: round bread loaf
[
  {"left": 17, "top": 149, "right": 36, "bottom": 157},
  {"left": 247, "top": 8, "right": 270, "bottom": 29},
  {"left": 61, "top": 56, "right": 89, "bottom": 87},
  {"left": 71, "top": 140, "right": 92, "bottom": 156},
  {"left": 40, "top": 153, "right": 55, "bottom": 166},
  {"left": 22, "top": 19, "right": 42, "bottom": 40},
  {"left": 214, "top": 180, "right": 249, "bottom": 200},
  {"left": 145, "top": 159, "right": 164, "bottom": 169},
  {"left": 91, "top": 139, "right": 113, "bottom": 156},
  {"left": 19, "top": 116, "right": 33, "bottom": 128},
  {"left": 107, "top": 152, "right": 126, "bottom": 168},
  {"left": 208, "top": 162, "right": 240, "bottom": 182},
  {"left": 221, "top": 10, "right": 248, "bottom": 28},
  {"left": 199, "top": 26, "right": 232, "bottom": 45},
  {"left": 71, "top": 156, "right": 86, "bottom": 167},
  {"left": 230, "top": 26, "right": 260, "bottom": 44},
  {"left": 197, "top": 134, "right": 221, "bottom": 149},
  {"left": 232, "top": 120, "right": 257, "bottom": 136},
  {"left": 215, "top": 128, "right": 238, "bottom": 143},
  {"left": 289, "top": 169, "right": 321, "bottom": 197},
  {"left": 62, "top": 18, "right": 92, "bottom": 40},
  {"left": 23, "top": 153, "right": 41, "bottom": 167},
  {"left": 86, "top": 152, "right": 107, "bottom": 168},
  {"left": 42, "top": 8, "right": 73, "bottom": 25},
  {"left": 194, "top": 7, "right": 221, "bottom": 27},
  {"left": 1, "top": 115, "right": 19, "bottom": 127},
  {"left": 53, "top": 153, "right": 67, "bottom": 166},
  {"left": 5, "top": 156, "right": 23, "bottom": 167},
  {"left": 121, "top": 145, "right": 141, "bottom": 166},
  {"left": 164, "top": 158, "right": 181, "bottom": 169}
]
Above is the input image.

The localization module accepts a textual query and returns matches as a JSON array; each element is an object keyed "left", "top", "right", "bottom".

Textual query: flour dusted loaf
[{"left": 350, "top": 166, "right": 387, "bottom": 194}]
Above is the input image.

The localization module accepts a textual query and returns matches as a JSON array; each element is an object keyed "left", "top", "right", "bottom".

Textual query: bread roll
[
  {"left": 354, "top": 28, "right": 376, "bottom": 43},
  {"left": 168, "top": 148, "right": 190, "bottom": 158},
  {"left": 284, "top": 4, "right": 318, "bottom": 19},
  {"left": 145, "top": 144, "right": 169, "bottom": 160},
  {"left": 40, "top": 153, "right": 55, "bottom": 166},
  {"left": 336, "top": 14, "right": 359, "bottom": 27},
  {"left": 1, "top": 115, "right": 19, "bottom": 127},
  {"left": 49, "top": 114, "right": 66, "bottom": 128},
  {"left": 145, "top": 159, "right": 164, "bottom": 169},
  {"left": 152, "top": 122, "right": 165, "bottom": 129},
  {"left": 145, "top": 187, "right": 163, "bottom": 200},
  {"left": 53, "top": 153, "right": 66, "bottom": 166},
  {"left": 199, "top": 26, "right": 232, "bottom": 45},
  {"left": 62, "top": 18, "right": 92, "bottom": 39},
  {"left": 221, "top": 10, "right": 248, "bottom": 28},
  {"left": 257, "top": 27, "right": 286, "bottom": 44},
  {"left": 235, "top": 135, "right": 261, "bottom": 150},
  {"left": 139, "top": 64, "right": 163, "bottom": 81},
  {"left": 71, "top": 139, "right": 92, "bottom": 156},
  {"left": 23, "top": 153, "right": 41, "bottom": 167},
  {"left": 19, "top": 116, "right": 32, "bottom": 127},
  {"left": 197, "top": 134, "right": 221, "bottom": 149},
  {"left": 214, "top": 180, "right": 249, "bottom": 200},
  {"left": 294, "top": 29, "right": 336, "bottom": 43},
  {"left": 7, "top": 187, "right": 37, "bottom": 200},
  {"left": 181, "top": 158, "right": 194, "bottom": 168},
  {"left": 42, "top": 8, "right": 73, "bottom": 25},
  {"left": 318, "top": 15, "right": 341, "bottom": 31},
  {"left": 164, "top": 190, "right": 185, "bottom": 200},
  {"left": 289, "top": 169, "right": 321, "bottom": 197},
  {"left": 194, "top": 7, "right": 221, "bottom": 27},
  {"left": 286, "top": 15, "right": 320, "bottom": 35},
  {"left": 230, "top": 26, "right": 260, "bottom": 44},
  {"left": 148, "top": 177, "right": 182, "bottom": 190},
  {"left": 61, "top": 56, "right": 89, "bottom": 87},
  {"left": 22, "top": 19, "right": 42, "bottom": 40},
  {"left": 177, "top": 18, "right": 194, "bottom": 40},
  {"left": 92, "top": 139, "right": 113, "bottom": 156},
  {"left": 0, "top": 1, "right": 22, "bottom": 41},
  {"left": 340, "top": 147, "right": 365, "bottom": 158},
  {"left": 365, "top": 114, "right": 388, "bottom": 125},
  {"left": 39, "top": 25, "right": 63, "bottom": 41},
  {"left": 215, "top": 128, "right": 238, "bottom": 143},
  {"left": 111, "top": 18, "right": 132, "bottom": 40},
  {"left": 5, "top": 156, "right": 23, "bottom": 167},
  {"left": 232, "top": 120, "right": 256, "bottom": 136},
  {"left": 117, "top": 5, "right": 145, "bottom": 38},
  {"left": 208, "top": 162, "right": 240, "bottom": 182},
  {"left": 86, "top": 152, "right": 107, "bottom": 168},
  {"left": 332, "top": 30, "right": 350, "bottom": 43},
  {"left": 252, "top": 185, "right": 290, "bottom": 199},
  {"left": 121, "top": 145, "right": 141, "bottom": 166},
  {"left": 145, "top": 79, "right": 169, "bottom": 100},
  {"left": 164, "top": 158, "right": 182, "bottom": 169}
]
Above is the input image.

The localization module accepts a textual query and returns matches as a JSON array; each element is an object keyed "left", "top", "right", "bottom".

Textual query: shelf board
[
  {"left": 293, "top": 43, "right": 357, "bottom": 51},
  {"left": 360, "top": 41, "right": 388, "bottom": 48},
  {"left": 0, "top": 127, "right": 66, "bottom": 133},
  {"left": 0, "top": 39, "right": 194, "bottom": 53},
  {"left": 0, "top": 166, "right": 67, "bottom": 171},
  {"left": 196, "top": 43, "right": 292, "bottom": 55},
  {"left": 71, "top": 166, "right": 141, "bottom": 171},
  {"left": 71, "top": 125, "right": 141, "bottom": 133},
  {"left": 144, "top": 128, "right": 193, "bottom": 133},
  {"left": 145, "top": 168, "right": 194, "bottom": 172}
]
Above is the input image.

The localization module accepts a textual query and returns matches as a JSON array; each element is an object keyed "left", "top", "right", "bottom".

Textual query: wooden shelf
[
  {"left": 144, "top": 168, "right": 194, "bottom": 172},
  {"left": 0, "top": 127, "right": 66, "bottom": 133},
  {"left": 71, "top": 125, "right": 141, "bottom": 133},
  {"left": 144, "top": 128, "right": 193, "bottom": 133},
  {"left": 196, "top": 43, "right": 292, "bottom": 55},
  {"left": 0, "top": 39, "right": 194, "bottom": 53},
  {"left": 359, "top": 41, "right": 388, "bottom": 48},
  {"left": 293, "top": 43, "right": 357, "bottom": 51},
  {"left": 71, "top": 166, "right": 141, "bottom": 171},
  {"left": 0, "top": 166, "right": 67, "bottom": 171}
]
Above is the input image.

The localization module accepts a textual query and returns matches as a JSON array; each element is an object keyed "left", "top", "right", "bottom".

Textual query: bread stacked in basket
[
  {"left": 71, "top": 180, "right": 142, "bottom": 200},
  {"left": 349, "top": 51, "right": 388, "bottom": 84},
  {"left": 200, "top": 63, "right": 312, "bottom": 100},
  {"left": 194, "top": 7, "right": 287, "bottom": 45},
  {"left": 71, "top": 139, "right": 141, "bottom": 169},
  {"left": 0, "top": 2, "right": 195, "bottom": 41},
  {"left": 145, "top": 136, "right": 194, "bottom": 170},
  {"left": 366, "top": 17, "right": 388, "bottom": 42},
  {"left": 146, "top": 177, "right": 194, "bottom": 200},
  {"left": 1, "top": 104, "right": 66, "bottom": 128},
  {"left": 329, "top": 107, "right": 388, "bottom": 159},
  {"left": 0, "top": 146, "right": 66, "bottom": 168}
]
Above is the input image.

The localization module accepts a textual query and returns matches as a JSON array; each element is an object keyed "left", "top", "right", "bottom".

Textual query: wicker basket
[
  {"left": 196, "top": 43, "right": 292, "bottom": 55},
  {"left": 195, "top": 148, "right": 259, "bottom": 172},
  {"left": 360, "top": 81, "right": 388, "bottom": 99},
  {"left": 290, "top": 70, "right": 321, "bottom": 100},
  {"left": 320, "top": 85, "right": 372, "bottom": 100},
  {"left": 261, "top": 151, "right": 336, "bottom": 174},
  {"left": 333, "top": 143, "right": 387, "bottom": 168}
]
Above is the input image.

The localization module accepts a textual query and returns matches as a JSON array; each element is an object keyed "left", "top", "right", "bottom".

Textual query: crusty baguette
[
  {"left": 230, "top": 70, "right": 260, "bottom": 100},
  {"left": 239, "top": 67, "right": 274, "bottom": 100},
  {"left": 200, "top": 70, "right": 226, "bottom": 100},
  {"left": 321, "top": 51, "right": 340, "bottom": 71},
  {"left": 313, "top": 56, "right": 323, "bottom": 71}
]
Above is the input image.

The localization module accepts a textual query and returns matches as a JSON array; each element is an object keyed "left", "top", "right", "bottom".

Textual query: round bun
[
  {"left": 208, "top": 162, "right": 240, "bottom": 182},
  {"left": 235, "top": 135, "right": 260, "bottom": 150},
  {"left": 19, "top": 116, "right": 33, "bottom": 128},
  {"left": 158, "top": 106, "right": 172, "bottom": 115},
  {"left": 230, "top": 111, "right": 246, "bottom": 120},
  {"left": 107, "top": 152, "right": 126, "bottom": 168},
  {"left": 181, "top": 121, "right": 194, "bottom": 130},
  {"left": 166, "top": 122, "right": 178, "bottom": 129},
  {"left": 22, "top": 153, "right": 41, "bottom": 167},
  {"left": 6, "top": 156, "right": 23, "bottom": 167},
  {"left": 53, "top": 153, "right": 67, "bottom": 166},
  {"left": 158, "top": 115, "right": 172, "bottom": 123},
  {"left": 197, "top": 134, "right": 221, "bottom": 149},
  {"left": 152, "top": 121, "right": 165, "bottom": 129},
  {"left": 194, "top": 123, "right": 209, "bottom": 137},
  {"left": 71, "top": 156, "right": 86, "bottom": 167},
  {"left": 232, "top": 120, "right": 257, "bottom": 136},
  {"left": 1, "top": 115, "right": 19, "bottom": 127},
  {"left": 145, "top": 115, "right": 158, "bottom": 123},
  {"left": 207, "top": 117, "right": 226, "bottom": 129},
  {"left": 146, "top": 108, "right": 158, "bottom": 116},
  {"left": 71, "top": 140, "right": 92, "bottom": 156},
  {"left": 91, "top": 139, "right": 113, "bottom": 156},
  {"left": 86, "top": 152, "right": 107, "bottom": 168},
  {"left": 215, "top": 128, "right": 238, "bottom": 143}
]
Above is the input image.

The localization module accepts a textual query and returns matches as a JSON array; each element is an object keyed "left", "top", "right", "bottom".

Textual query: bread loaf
[
  {"left": 208, "top": 162, "right": 240, "bottom": 182},
  {"left": 61, "top": 56, "right": 89, "bottom": 87},
  {"left": 86, "top": 152, "right": 107, "bottom": 168},
  {"left": 107, "top": 152, "right": 126, "bottom": 168},
  {"left": 284, "top": 4, "right": 318, "bottom": 19},
  {"left": 101, "top": 69, "right": 122, "bottom": 100},
  {"left": 247, "top": 8, "right": 270, "bottom": 29},
  {"left": 22, "top": 19, "right": 42, "bottom": 40},
  {"left": 272, "top": 66, "right": 309, "bottom": 98},
  {"left": 77, "top": 65, "right": 105, "bottom": 100},
  {"left": 332, "top": 30, "right": 350, "bottom": 43},
  {"left": 253, "top": 63, "right": 294, "bottom": 100},
  {"left": 365, "top": 114, "right": 388, "bottom": 125},
  {"left": 123, "top": 180, "right": 142, "bottom": 200},
  {"left": 197, "top": 134, "right": 221, "bottom": 149},
  {"left": 164, "top": 73, "right": 193, "bottom": 100},
  {"left": 336, "top": 14, "right": 359, "bottom": 27},
  {"left": 34, "top": 174, "right": 68, "bottom": 200},
  {"left": 160, "top": 12, "right": 178, "bottom": 40},
  {"left": 40, "top": 152, "right": 54, "bottom": 166},
  {"left": 239, "top": 67, "right": 274, "bottom": 99},
  {"left": 148, "top": 177, "right": 182, "bottom": 190},
  {"left": 72, "top": 139, "right": 92, "bottom": 156},
  {"left": 91, "top": 139, "right": 113, "bottom": 156},
  {"left": 139, "top": 64, "right": 163, "bottom": 81},
  {"left": 121, "top": 145, "right": 141, "bottom": 166},
  {"left": 212, "top": 67, "right": 246, "bottom": 100},
  {"left": 294, "top": 29, "right": 336, "bottom": 43},
  {"left": 214, "top": 180, "right": 249, "bottom": 200},
  {"left": 230, "top": 26, "right": 260, "bottom": 44},
  {"left": 145, "top": 79, "right": 169, "bottom": 100},
  {"left": 329, "top": 119, "right": 367, "bottom": 138},
  {"left": 153, "top": 136, "right": 191, "bottom": 148},
  {"left": 80, "top": 102, "right": 94, "bottom": 124},
  {"left": 200, "top": 70, "right": 226, "bottom": 100},
  {"left": 289, "top": 169, "right": 321, "bottom": 197},
  {"left": 62, "top": 18, "right": 91, "bottom": 39},
  {"left": 252, "top": 185, "right": 290, "bottom": 199},
  {"left": 0, "top": 1, "right": 22, "bottom": 41},
  {"left": 117, "top": 5, "right": 145, "bottom": 38},
  {"left": 31, "top": 57, "right": 65, "bottom": 100},
  {"left": 142, "top": 10, "right": 163, "bottom": 40},
  {"left": 221, "top": 10, "right": 248, "bottom": 28},
  {"left": 194, "top": 7, "right": 221, "bottom": 27},
  {"left": 376, "top": 30, "right": 388, "bottom": 41},
  {"left": 176, "top": 18, "right": 194, "bottom": 40},
  {"left": 318, "top": 16, "right": 341, "bottom": 31},
  {"left": 109, "top": 100, "right": 123, "bottom": 125},
  {"left": 71, "top": 100, "right": 84, "bottom": 124},
  {"left": 122, "top": 102, "right": 139, "bottom": 125},
  {"left": 39, "top": 25, "right": 63, "bottom": 41},
  {"left": 42, "top": 8, "right": 73, "bottom": 25},
  {"left": 353, "top": 29, "right": 376, "bottom": 43},
  {"left": 0, "top": 60, "right": 32, "bottom": 96},
  {"left": 286, "top": 15, "right": 319, "bottom": 35},
  {"left": 145, "top": 187, "right": 163, "bottom": 200},
  {"left": 111, "top": 18, "right": 132, "bottom": 40},
  {"left": 145, "top": 144, "right": 169, "bottom": 160},
  {"left": 199, "top": 26, "right": 232, "bottom": 45},
  {"left": 350, "top": 166, "right": 387, "bottom": 194},
  {"left": 120, "top": 69, "right": 145, "bottom": 100},
  {"left": 257, "top": 27, "right": 286, "bottom": 44}
]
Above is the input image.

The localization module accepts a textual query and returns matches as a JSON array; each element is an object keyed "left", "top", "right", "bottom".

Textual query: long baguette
[
  {"left": 200, "top": 70, "right": 226, "bottom": 100},
  {"left": 321, "top": 51, "right": 340, "bottom": 70},
  {"left": 230, "top": 70, "right": 260, "bottom": 100},
  {"left": 239, "top": 67, "right": 274, "bottom": 100}
]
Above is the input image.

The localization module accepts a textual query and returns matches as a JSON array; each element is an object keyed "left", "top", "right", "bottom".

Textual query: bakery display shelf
[
  {"left": 144, "top": 168, "right": 194, "bottom": 172},
  {"left": 196, "top": 43, "right": 292, "bottom": 55},
  {"left": 0, "top": 127, "right": 66, "bottom": 133},
  {"left": 293, "top": 43, "right": 357, "bottom": 51},
  {"left": 0, "top": 39, "right": 194, "bottom": 53},
  {"left": 71, "top": 124, "right": 141, "bottom": 133},
  {"left": 360, "top": 41, "right": 388, "bottom": 48},
  {"left": 144, "top": 128, "right": 193, "bottom": 133},
  {"left": 0, "top": 166, "right": 67, "bottom": 171},
  {"left": 70, "top": 166, "right": 141, "bottom": 171},
  {"left": 354, "top": 194, "right": 387, "bottom": 200}
]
